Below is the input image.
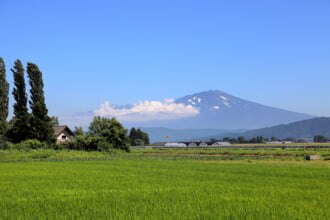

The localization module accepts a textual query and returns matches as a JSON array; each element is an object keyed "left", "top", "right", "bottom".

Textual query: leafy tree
[
  {"left": 129, "top": 127, "right": 150, "bottom": 146},
  {"left": 74, "top": 126, "right": 84, "bottom": 136},
  {"left": 7, "top": 60, "right": 31, "bottom": 143},
  {"left": 138, "top": 128, "right": 150, "bottom": 145},
  {"left": 89, "top": 116, "right": 129, "bottom": 151},
  {"left": 68, "top": 134, "right": 112, "bottom": 151},
  {"left": 27, "top": 62, "right": 54, "bottom": 143},
  {"left": 313, "top": 135, "right": 327, "bottom": 143},
  {"left": 237, "top": 136, "right": 246, "bottom": 143},
  {"left": 0, "top": 57, "right": 9, "bottom": 138},
  {"left": 50, "top": 116, "right": 59, "bottom": 126},
  {"left": 129, "top": 127, "right": 138, "bottom": 145}
]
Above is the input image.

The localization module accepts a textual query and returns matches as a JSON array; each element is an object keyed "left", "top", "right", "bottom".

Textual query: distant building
[
  {"left": 188, "top": 142, "right": 198, "bottom": 147},
  {"left": 164, "top": 143, "right": 187, "bottom": 148},
  {"left": 199, "top": 142, "right": 209, "bottom": 147},
  {"left": 212, "top": 142, "right": 231, "bottom": 147},
  {"left": 54, "top": 125, "right": 74, "bottom": 145}
]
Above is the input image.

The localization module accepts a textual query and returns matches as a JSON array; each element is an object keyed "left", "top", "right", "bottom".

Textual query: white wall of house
[{"left": 56, "top": 130, "right": 72, "bottom": 144}]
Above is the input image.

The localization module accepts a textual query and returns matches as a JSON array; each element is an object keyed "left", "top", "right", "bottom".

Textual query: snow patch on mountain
[
  {"left": 223, "top": 101, "right": 231, "bottom": 107},
  {"left": 220, "top": 95, "right": 228, "bottom": 101}
]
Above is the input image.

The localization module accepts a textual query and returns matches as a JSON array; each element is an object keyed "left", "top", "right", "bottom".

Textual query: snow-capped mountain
[
  {"left": 170, "top": 90, "right": 313, "bottom": 129},
  {"left": 118, "top": 90, "right": 314, "bottom": 130}
]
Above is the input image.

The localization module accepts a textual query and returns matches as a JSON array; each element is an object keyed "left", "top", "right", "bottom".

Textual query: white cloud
[{"left": 94, "top": 99, "right": 199, "bottom": 122}]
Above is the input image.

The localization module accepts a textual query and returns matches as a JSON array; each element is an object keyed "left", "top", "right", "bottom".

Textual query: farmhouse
[{"left": 54, "top": 125, "right": 74, "bottom": 144}]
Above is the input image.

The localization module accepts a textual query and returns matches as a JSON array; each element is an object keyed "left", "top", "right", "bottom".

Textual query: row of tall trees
[
  {"left": 0, "top": 58, "right": 54, "bottom": 144},
  {"left": 129, "top": 128, "right": 150, "bottom": 146}
]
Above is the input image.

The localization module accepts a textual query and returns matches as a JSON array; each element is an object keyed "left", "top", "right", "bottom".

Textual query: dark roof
[{"left": 53, "top": 125, "right": 74, "bottom": 136}]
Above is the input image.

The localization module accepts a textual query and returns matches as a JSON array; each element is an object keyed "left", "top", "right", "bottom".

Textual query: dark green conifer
[
  {"left": 0, "top": 57, "right": 9, "bottom": 138},
  {"left": 27, "top": 62, "right": 54, "bottom": 143},
  {"left": 7, "top": 60, "right": 30, "bottom": 143}
]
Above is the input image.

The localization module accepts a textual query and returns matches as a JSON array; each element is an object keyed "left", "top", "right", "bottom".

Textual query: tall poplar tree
[
  {"left": 0, "top": 57, "right": 9, "bottom": 137},
  {"left": 7, "top": 60, "right": 30, "bottom": 143},
  {"left": 27, "top": 62, "right": 54, "bottom": 143}
]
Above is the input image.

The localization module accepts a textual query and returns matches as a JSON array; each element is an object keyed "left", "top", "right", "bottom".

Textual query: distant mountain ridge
[
  {"left": 170, "top": 90, "right": 313, "bottom": 129},
  {"left": 140, "top": 127, "right": 246, "bottom": 143},
  {"left": 202, "top": 117, "right": 330, "bottom": 140},
  {"left": 130, "top": 90, "right": 313, "bottom": 130}
]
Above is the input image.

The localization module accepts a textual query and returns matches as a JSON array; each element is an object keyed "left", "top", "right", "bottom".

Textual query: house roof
[{"left": 53, "top": 125, "right": 74, "bottom": 137}]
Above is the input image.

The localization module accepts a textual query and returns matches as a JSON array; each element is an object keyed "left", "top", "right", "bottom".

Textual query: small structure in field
[
  {"left": 305, "top": 155, "right": 321, "bottom": 160},
  {"left": 212, "top": 142, "right": 231, "bottom": 147},
  {"left": 188, "top": 142, "right": 198, "bottom": 147},
  {"left": 152, "top": 142, "right": 166, "bottom": 146},
  {"left": 164, "top": 142, "right": 187, "bottom": 148},
  {"left": 54, "top": 125, "right": 74, "bottom": 145},
  {"left": 199, "top": 142, "right": 209, "bottom": 147}
]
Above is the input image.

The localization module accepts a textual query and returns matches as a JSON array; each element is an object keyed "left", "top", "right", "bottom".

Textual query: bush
[
  {"left": 89, "top": 117, "right": 130, "bottom": 150},
  {"left": 68, "top": 135, "right": 113, "bottom": 152},
  {"left": 0, "top": 139, "right": 9, "bottom": 150},
  {"left": 10, "top": 139, "right": 49, "bottom": 150}
]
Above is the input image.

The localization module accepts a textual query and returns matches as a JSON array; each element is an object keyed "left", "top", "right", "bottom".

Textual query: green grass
[{"left": 0, "top": 153, "right": 329, "bottom": 219}]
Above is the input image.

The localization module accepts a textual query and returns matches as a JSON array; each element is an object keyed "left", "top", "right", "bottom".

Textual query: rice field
[{"left": 0, "top": 151, "right": 329, "bottom": 219}]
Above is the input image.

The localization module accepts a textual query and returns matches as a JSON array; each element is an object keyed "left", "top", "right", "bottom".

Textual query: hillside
[{"left": 204, "top": 117, "right": 330, "bottom": 140}]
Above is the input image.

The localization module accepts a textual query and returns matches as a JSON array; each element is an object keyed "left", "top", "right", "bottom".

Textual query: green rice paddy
[{"left": 0, "top": 149, "right": 329, "bottom": 219}]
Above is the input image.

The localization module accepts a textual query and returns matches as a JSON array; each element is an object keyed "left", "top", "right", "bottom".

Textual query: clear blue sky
[{"left": 1, "top": 0, "right": 329, "bottom": 118}]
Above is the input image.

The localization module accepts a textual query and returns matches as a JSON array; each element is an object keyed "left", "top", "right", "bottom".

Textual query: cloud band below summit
[{"left": 94, "top": 99, "right": 199, "bottom": 122}]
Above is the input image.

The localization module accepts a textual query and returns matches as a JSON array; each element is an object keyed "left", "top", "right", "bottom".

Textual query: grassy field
[{"left": 0, "top": 149, "right": 329, "bottom": 219}]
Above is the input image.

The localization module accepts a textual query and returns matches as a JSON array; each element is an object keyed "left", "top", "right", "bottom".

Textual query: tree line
[
  {"left": 0, "top": 57, "right": 150, "bottom": 151},
  {"left": 0, "top": 58, "right": 54, "bottom": 144},
  {"left": 211, "top": 135, "right": 329, "bottom": 144}
]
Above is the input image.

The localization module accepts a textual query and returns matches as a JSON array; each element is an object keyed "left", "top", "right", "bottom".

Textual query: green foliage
[
  {"left": 314, "top": 135, "right": 327, "bottom": 143},
  {"left": 249, "top": 136, "right": 265, "bottom": 143},
  {"left": 7, "top": 60, "right": 31, "bottom": 143},
  {"left": 50, "top": 116, "right": 59, "bottom": 126},
  {"left": 129, "top": 127, "right": 150, "bottom": 146},
  {"left": 73, "top": 126, "right": 84, "bottom": 136},
  {"left": 0, "top": 57, "right": 9, "bottom": 138},
  {"left": 27, "top": 63, "right": 54, "bottom": 143},
  {"left": 237, "top": 136, "right": 246, "bottom": 143},
  {"left": 10, "top": 139, "right": 48, "bottom": 150},
  {"left": 68, "top": 135, "right": 113, "bottom": 151},
  {"left": 89, "top": 116, "right": 129, "bottom": 151}
]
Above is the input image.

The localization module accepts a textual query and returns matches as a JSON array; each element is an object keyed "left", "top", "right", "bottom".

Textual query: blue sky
[{"left": 1, "top": 0, "right": 330, "bottom": 122}]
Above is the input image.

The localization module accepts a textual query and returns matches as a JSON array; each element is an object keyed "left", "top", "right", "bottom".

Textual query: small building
[
  {"left": 212, "top": 142, "right": 231, "bottom": 147},
  {"left": 54, "top": 125, "right": 74, "bottom": 145},
  {"left": 188, "top": 142, "right": 198, "bottom": 147},
  {"left": 199, "top": 142, "right": 209, "bottom": 147},
  {"left": 164, "top": 142, "right": 187, "bottom": 148}
]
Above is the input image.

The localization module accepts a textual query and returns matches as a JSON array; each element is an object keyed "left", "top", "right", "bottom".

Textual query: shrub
[
  {"left": 11, "top": 139, "right": 49, "bottom": 150},
  {"left": 0, "top": 139, "right": 9, "bottom": 150},
  {"left": 68, "top": 135, "right": 113, "bottom": 152}
]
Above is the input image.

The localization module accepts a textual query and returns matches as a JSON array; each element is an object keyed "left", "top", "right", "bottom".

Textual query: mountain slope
[
  {"left": 204, "top": 117, "right": 330, "bottom": 140},
  {"left": 139, "top": 127, "right": 246, "bottom": 143},
  {"left": 171, "top": 90, "right": 313, "bottom": 129}
]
